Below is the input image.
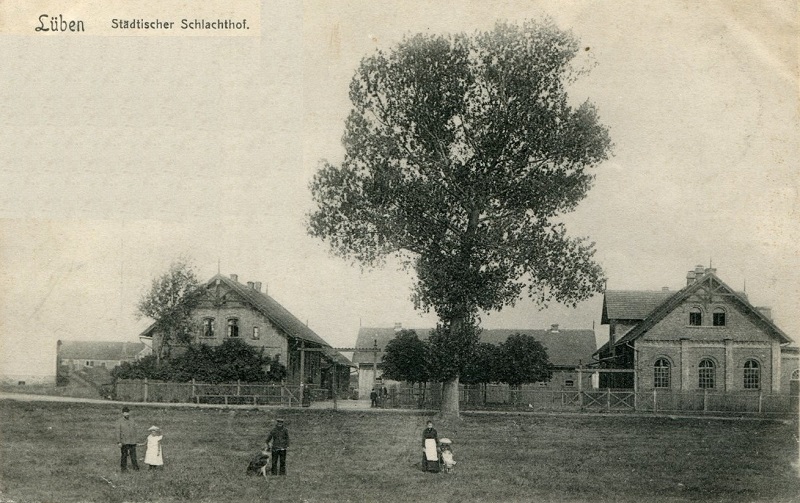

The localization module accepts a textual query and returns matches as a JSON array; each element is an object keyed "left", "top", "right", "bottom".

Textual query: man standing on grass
[
  {"left": 266, "top": 418, "right": 289, "bottom": 476},
  {"left": 116, "top": 406, "right": 140, "bottom": 472}
]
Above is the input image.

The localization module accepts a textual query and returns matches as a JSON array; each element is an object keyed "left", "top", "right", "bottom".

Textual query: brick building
[
  {"left": 596, "top": 265, "right": 799, "bottom": 394},
  {"left": 140, "top": 274, "right": 351, "bottom": 392}
]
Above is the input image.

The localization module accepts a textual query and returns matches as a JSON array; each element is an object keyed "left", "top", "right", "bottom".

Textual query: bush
[{"left": 111, "top": 339, "right": 286, "bottom": 383}]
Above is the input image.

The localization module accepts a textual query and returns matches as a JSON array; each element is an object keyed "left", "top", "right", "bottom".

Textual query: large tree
[
  {"left": 495, "top": 333, "right": 553, "bottom": 389},
  {"left": 381, "top": 329, "right": 430, "bottom": 385},
  {"left": 137, "top": 257, "right": 203, "bottom": 363},
  {"left": 308, "top": 20, "right": 611, "bottom": 417}
]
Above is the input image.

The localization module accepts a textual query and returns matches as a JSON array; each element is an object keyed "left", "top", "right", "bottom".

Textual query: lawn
[{"left": 0, "top": 400, "right": 798, "bottom": 503}]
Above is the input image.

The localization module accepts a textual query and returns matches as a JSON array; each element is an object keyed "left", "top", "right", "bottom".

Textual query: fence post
[
  {"left": 237, "top": 379, "right": 241, "bottom": 396},
  {"left": 143, "top": 378, "right": 148, "bottom": 403},
  {"left": 703, "top": 389, "right": 708, "bottom": 412},
  {"left": 758, "top": 392, "right": 763, "bottom": 414},
  {"left": 653, "top": 389, "right": 657, "bottom": 414},
  {"left": 606, "top": 388, "right": 611, "bottom": 412}
]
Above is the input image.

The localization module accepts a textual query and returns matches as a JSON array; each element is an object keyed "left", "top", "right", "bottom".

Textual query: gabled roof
[
  {"left": 140, "top": 274, "right": 352, "bottom": 367},
  {"left": 614, "top": 271, "right": 792, "bottom": 346},
  {"left": 58, "top": 340, "right": 145, "bottom": 361},
  {"left": 601, "top": 290, "right": 675, "bottom": 323},
  {"left": 353, "top": 327, "right": 597, "bottom": 368}
]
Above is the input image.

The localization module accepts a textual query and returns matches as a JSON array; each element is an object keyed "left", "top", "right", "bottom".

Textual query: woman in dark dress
[{"left": 421, "top": 420, "right": 439, "bottom": 472}]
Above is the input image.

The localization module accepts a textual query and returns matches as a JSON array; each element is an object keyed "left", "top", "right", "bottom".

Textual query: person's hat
[
  {"left": 276, "top": 418, "right": 284, "bottom": 423},
  {"left": 440, "top": 438, "right": 452, "bottom": 445},
  {"left": 122, "top": 406, "right": 130, "bottom": 413},
  {"left": 148, "top": 425, "right": 160, "bottom": 431}
]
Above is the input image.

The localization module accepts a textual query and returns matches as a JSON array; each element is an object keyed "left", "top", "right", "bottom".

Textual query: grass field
[{"left": 1, "top": 400, "right": 798, "bottom": 503}]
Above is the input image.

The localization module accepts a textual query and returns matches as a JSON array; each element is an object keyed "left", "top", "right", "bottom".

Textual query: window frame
[
  {"left": 227, "top": 318, "right": 240, "bottom": 338},
  {"left": 698, "top": 358, "right": 716, "bottom": 389},
  {"left": 252, "top": 326, "right": 260, "bottom": 340},
  {"left": 689, "top": 307, "right": 703, "bottom": 326},
  {"left": 653, "top": 358, "right": 671, "bottom": 388},
  {"left": 201, "top": 317, "right": 215, "bottom": 338},
  {"left": 743, "top": 359, "right": 760, "bottom": 389},
  {"left": 712, "top": 307, "right": 726, "bottom": 327}
]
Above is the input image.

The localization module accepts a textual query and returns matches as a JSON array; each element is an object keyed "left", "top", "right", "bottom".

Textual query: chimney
[
  {"left": 254, "top": 281, "right": 262, "bottom": 292},
  {"left": 230, "top": 274, "right": 238, "bottom": 282},
  {"left": 756, "top": 306, "right": 772, "bottom": 321},
  {"left": 686, "top": 270, "right": 696, "bottom": 285},
  {"left": 662, "top": 286, "right": 669, "bottom": 292},
  {"left": 705, "top": 267, "right": 717, "bottom": 276},
  {"left": 550, "top": 324, "right": 559, "bottom": 333},
  {"left": 394, "top": 322, "right": 402, "bottom": 332},
  {"left": 247, "top": 281, "right": 254, "bottom": 289},
  {"left": 694, "top": 264, "right": 705, "bottom": 276}
]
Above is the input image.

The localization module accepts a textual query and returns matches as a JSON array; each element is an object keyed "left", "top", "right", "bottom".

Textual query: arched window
[
  {"left": 743, "top": 359, "right": 760, "bottom": 389},
  {"left": 227, "top": 318, "right": 239, "bottom": 338},
  {"left": 712, "top": 307, "right": 726, "bottom": 327},
  {"left": 698, "top": 359, "right": 715, "bottom": 389},
  {"left": 653, "top": 358, "right": 671, "bottom": 388},
  {"left": 689, "top": 307, "right": 703, "bottom": 326},
  {"left": 792, "top": 369, "right": 800, "bottom": 381}
]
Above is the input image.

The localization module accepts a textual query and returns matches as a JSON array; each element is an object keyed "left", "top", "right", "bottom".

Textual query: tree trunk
[{"left": 440, "top": 375, "right": 460, "bottom": 419}]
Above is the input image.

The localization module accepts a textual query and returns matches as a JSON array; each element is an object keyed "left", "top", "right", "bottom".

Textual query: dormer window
[
  {"left": 252, "top": 327, "right": 260, "bottom": 340},
  {"left": 227, "top": 318, "right": 239, "bottom": 338},
  {"left": 689, "top": 307, "right": 702, "bottom": 326},
  {"left": 712, "top": 308, "right": 726, "bottom": 327}
]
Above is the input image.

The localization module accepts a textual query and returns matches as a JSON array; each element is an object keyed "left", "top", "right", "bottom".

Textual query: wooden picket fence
[
  {"left": 382, "top": 384, "right": 798, "bottom": 417},
  {"left": 114, "top": 379, "right": 309, "bottom": 407}
]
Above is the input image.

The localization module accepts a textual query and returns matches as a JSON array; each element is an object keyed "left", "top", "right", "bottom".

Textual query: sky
[{"left": 1, "top": 0, "right": 797, "bottom": 378}]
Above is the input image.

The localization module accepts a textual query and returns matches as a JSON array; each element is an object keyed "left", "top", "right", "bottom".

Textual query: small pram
[
  {"left": 422, "top": 438, "right": 440, "bottom": 473},
  {"left": 439, "top": 438, "right": 455, "bottom": 473},
  {"left": 246, "top": 449, "right": 271, "bottom": 478}
]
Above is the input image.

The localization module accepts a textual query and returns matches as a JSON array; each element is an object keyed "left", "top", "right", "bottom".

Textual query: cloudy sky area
[{"left": 1, "top": 1, "right": 797, "bottom": 378}]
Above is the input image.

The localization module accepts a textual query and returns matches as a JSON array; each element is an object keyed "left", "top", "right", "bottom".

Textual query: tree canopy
[
  {"left": 137, "top": 257, "right": 203, "bottom": 362},
  {"left": 308, "top": 20, "right": 611, "bottom": 415},
  {"left": 495, "top": 333, "right": 553, "bottom": 387},
  {"left": 381, "top": 329, "right": 430, "bottom": 385}
]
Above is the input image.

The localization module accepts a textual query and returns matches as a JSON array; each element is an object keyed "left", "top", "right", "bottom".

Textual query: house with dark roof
[
  {"left": 140, "top": 274, "right": 352, "bottom": 393},
  {"left": 596, "top": 265, "right": 799, "bottom": 394},
  {"left": 353, "top": 324, "right": 597, "bottom": 398}
]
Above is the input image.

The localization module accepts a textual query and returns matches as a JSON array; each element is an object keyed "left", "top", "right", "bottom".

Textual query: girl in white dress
[{"left": 144, "top": 426, "right": 164, "bottom": 470}]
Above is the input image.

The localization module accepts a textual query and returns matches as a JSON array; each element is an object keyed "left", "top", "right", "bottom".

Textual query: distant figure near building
[
  {"left": 116, "top": 406, "right": 140, "bottom": 472},
  {"left": 266, "top": 418, "right": 289, "bottom": 475},
  {"left": 370, "top": 388, "right": 378, "bottom": 407}
]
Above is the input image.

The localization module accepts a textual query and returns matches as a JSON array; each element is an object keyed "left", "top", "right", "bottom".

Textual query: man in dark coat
[
  {"left": 370, "top": 388, "right": 378, "bottom": 407},
  {"left": 116, "top": 406, "right": 140, "bottom": 472},
  {"left": 266, "top": 418, "right": 289, "bottom": 475}
]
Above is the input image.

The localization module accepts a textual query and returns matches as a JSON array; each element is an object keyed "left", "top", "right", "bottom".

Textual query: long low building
[{"left": 352, "top": 324, "right": 597, "bottom": 398}]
